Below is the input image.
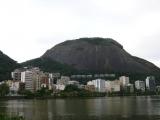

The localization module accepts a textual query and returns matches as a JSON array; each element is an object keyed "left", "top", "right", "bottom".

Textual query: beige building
[
  {"left": 6, "top": 80, "right": 20, "bottom": 94},
  {"left": 21, "top": 68, "right": 49, "bottom": 92},
  {"left": 57, "top": 76, "right": 70, "bottom": 85},
  {"left": 84, "top": 85, "right": 95, "bottom": 92},
  {"left": 88, "top": 79, "right": 106, "bottom": 92},
  {"left": 105, "top": 80, "right": 121, "bottom": 93}
]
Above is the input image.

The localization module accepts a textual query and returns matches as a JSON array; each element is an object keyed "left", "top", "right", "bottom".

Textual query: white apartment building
[
  {"left": 92, "top": 79, "right": 106, "bottom": 92},
  {"left": 119, "top": 76, "right": 130, "bottom": 87},
  {"left": 21, "top": 68, "right": 50, "bottom": 92},
  {"left": 135, "top": 80, "right": 145, "bottom": 92},
  {"left": 21, "top": 70, "right": 34, "bottom": 92},
  {"left": 87, "top": 81, "right": 94, "bottom": 86}
]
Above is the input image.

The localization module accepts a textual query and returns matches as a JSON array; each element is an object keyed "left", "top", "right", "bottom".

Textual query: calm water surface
[{"left": 1, "top": 96, "right": 160, "bottom": 120}]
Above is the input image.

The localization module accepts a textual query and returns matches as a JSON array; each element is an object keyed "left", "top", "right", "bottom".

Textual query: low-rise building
[
  {"left": 87, "top": 81, "right": 94, "bottom": 86},
  {"left": 105, "top": 80, "right": 112, "bottom": 92},
  {"left": 127, "top": 84, "right": 134, "bottom": 93},
  {"left": 57, "top": 76, "right": 70, "bottom": 85},
  {"left": 19, "top": 82, "right": 25, "bottom": 91},
  {"left": 86, "top": 75, "right": 92, "bottom": 78},
  {"left": 156, "top": 86, "right": 160, "bottom": 93},
  {"left": 67, "top": 81, "right": 79, "bottom": 86},
  {"left": 56, "top": 84, "right": 66, "bottom": 91},
  {"left": 105, "top": 80, "right": 121, "bottom": 93},
  {"left": 78, "top": 85, "right": 85, "bottom": 89},
  {"left": 6, "top": 80, "right": 20, "bottom": 95},
  {"left": 111, "top": 80, "right": 121, "bottom": 92},
  {"left": 84, "top": 85, "right": 95, "bottom": 92}
]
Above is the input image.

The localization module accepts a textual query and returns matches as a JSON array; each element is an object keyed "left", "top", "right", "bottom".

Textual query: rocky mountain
[
  {"left": 40, "top": 37, "right": 160, "bottom": 74},
  {"left": 0, "top": 51, "right": 19, "bottom": 81}
]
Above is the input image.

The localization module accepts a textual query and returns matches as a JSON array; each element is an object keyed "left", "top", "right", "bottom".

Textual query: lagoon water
[{"left": 1, "top": 96, "right": 160, "bottom": 120}]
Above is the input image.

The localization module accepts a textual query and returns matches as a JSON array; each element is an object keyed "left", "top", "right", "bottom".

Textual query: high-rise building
[
  {"left": 146, "top": 76, "right": 156, "bottom": 92},
  {"left": 21, "top": 70, "right": 34, "bottom": 92},
  {"left": 20, "top": 67, "right": 44, "bottom": 92},
  {"left": 92, "top": 79, "right": 106, "bottom": 92}
]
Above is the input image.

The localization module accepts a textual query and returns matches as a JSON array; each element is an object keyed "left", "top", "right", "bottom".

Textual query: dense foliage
[
  {"left": 64, "top": 85, "right": 81, "bottom": 92},
  {"left": 0, "top": 114, "right": 24, "bottom": 120},
  {"left": 0, "top": 51, "right": 19, "bottom": 81},
  {"left": 22, "top": 58, "right": 78, "bottom": 75},
  {"left": 58, "top": 85, "right": 106, "bottom": 97},
  {"left": 0, "top": 83, "right": 9, "bottom": 96}
]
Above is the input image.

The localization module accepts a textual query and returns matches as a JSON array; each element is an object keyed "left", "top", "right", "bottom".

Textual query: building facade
[
  {"left": 119, "top": 76, "right": 130, "bottom": 87},
  {"left": 135, "top": 80, "right": 145, "bottom": 92},
  {"left": 146, "top": 76, "right": 156, "bottom": 92},
  {"left": 92, "top": 79, "right": 106, "bottom": 92},
  {"left": 11, "top": 69, "right": 22, "bottom": 81}
]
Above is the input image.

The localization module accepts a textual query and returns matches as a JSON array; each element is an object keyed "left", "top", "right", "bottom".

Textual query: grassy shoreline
[
  {"left": 0, "top": 114, "right": 24, "bottom": 120},
  {"left": 0, "top": 94, "right": 159, "bottom": 100}
]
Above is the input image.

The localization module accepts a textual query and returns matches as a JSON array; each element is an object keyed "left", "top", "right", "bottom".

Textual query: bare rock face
[{"left": 42, "top": 37, "right": 160, "bottom": 74}]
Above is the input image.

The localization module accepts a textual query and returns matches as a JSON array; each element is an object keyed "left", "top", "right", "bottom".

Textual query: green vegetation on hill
[
  {"left": 21, "top": 58, "right": 160, "bottom": 84},
  {"left": 0, "top": 83, "right": 9, "bottom": 96},
  {"left": 0, "top": 51, "right": 19, "bottom": 81},
  {"left": 22, "top": 58, "right": 78, "bottom": 75}
]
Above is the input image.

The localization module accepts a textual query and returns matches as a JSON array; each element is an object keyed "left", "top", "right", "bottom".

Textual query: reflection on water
[{"left": 0, "top": 96, "right": 160, "bottom": 120}]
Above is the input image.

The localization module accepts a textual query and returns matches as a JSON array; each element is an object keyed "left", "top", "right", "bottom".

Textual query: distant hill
[
  {"left": 41, "top": 38, "right": 160, "bottom": 74},
  {"left": 0, "top": 51, "right": 19, "bottom": 81},
  {"left": 22, "top": 38, "right": 160, "bottom": 82},
  {"left": 1, "top": 38, "right": 160, "bottom": 82}
]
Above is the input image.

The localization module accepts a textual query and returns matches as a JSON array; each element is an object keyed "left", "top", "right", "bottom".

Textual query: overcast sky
[{"left": 0, "top": 0, "right": 160, "bottom": 67}]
